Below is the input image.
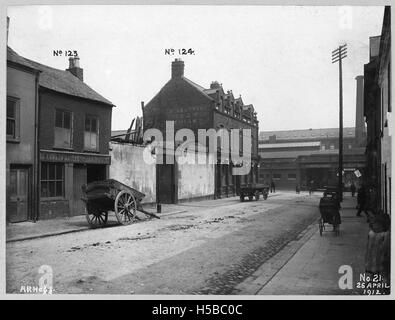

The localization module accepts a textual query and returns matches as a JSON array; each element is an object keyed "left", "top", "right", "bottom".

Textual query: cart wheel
[
  {"left": 115, "top": 190, "right": 137, "bottom": 225},
  {"left": 255, "top": 191, "right": 260, "bottom": 201},
  {"left": 85, "top": 204, "right": 108, "bottom": 229},
  {"left": 240, "top": 194, "right": 245, "bottom": 202},
  {"left": 319, "top": 219, "right": 323, "bottom": 236}
]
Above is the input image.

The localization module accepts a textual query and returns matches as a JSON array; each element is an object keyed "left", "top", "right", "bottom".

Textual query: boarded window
[
  {"left": 84, "top": 115, "right": 99, "bottom": 151},
  {"left": 54, "top": 109, "right": 72, "bottom": 148}
]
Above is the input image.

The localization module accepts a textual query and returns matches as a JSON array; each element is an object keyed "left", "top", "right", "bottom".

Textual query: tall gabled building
[{"left": 144, "top": 59, "right": 259, "bottom": 203}]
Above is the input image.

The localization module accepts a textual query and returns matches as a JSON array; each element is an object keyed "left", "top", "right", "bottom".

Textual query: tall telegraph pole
[{"left": 332, "top": 44, "right": 347, "bottom": 202}]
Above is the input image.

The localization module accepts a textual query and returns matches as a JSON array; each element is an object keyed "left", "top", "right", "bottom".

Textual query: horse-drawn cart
[
  {"left": 81, "top": 179, "right": 159, "bottom": 228},
  {"left": 238, "top": 183, "right": 269, "bottom": 202}
]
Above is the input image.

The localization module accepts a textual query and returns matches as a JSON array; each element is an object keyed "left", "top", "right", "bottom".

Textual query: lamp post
[{"left": 332, "top": 44, "right": 347, "bottom": 202}]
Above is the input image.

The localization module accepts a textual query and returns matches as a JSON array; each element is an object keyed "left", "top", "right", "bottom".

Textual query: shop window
[
  {"left": 321, "top": 145, "right": 326, "bottom": 150},
  {"left": 288, "top": 173, "right": 297, "bottom": 180},
  {"left": 41, "top": 163, "right": 64, "bottom": 198},
  {"left": 54, "top": 109, "right": 72, "bottom": 148},
  {"left": 7, "top": 96, "right": 20, "bottom": 140},
  {"left": 84, "top": 115, "right": 99, "bottom": 151},
  {"left": 330, "top": 144, "right": 335, "bottom": 150}
]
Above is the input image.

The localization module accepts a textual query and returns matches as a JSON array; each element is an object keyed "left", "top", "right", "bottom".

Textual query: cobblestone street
[{"left": 6, "top": 192, "right": 366, "bottom": 295}]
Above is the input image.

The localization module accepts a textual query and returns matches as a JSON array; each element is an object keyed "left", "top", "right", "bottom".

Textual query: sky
[{"left": 7, "top": 5, "right": 385, "bottom": 131}]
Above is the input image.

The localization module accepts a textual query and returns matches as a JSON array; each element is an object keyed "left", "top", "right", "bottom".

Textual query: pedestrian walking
[
  {"left": 308, "top": 180, "right": 314, "bottom": 195},
  {"left": 270, "top": 179, "right": 276, "bottom": 193},
  {"left": 350, "top": 182, "right": 356, "bottom": 197},
  {"left": 295, "top": 184, "right": 300, "bottom": 194},
  {"left": 356, "top": 184, "right": 369, "bottom": 218}
]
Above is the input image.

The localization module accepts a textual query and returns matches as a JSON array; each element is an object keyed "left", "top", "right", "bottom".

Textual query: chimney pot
[
  {"left": 67, "top": 56, "right": 83, "bottom": 81},
  {"left": 171, "top": 59, "right": 184, "bottom": 79}
]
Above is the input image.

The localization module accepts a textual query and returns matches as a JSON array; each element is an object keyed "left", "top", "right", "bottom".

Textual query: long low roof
[
  {"left": 259, "top": 141, "right": 321, "bottom": 149},
  {"left": 259, "top": 127, "right": 356, "bottom": 140},
  {"left": 260, "top": 147, "right": 366, "bottom": 159}
]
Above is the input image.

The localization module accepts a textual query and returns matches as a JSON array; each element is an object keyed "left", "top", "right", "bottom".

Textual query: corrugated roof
[
  {"left": 111, "top": 130, "right": 127, "bottom": 137},
  {"left": 7, "top": 47, "right": 113, "bottom": 106},
  {"left": 259, "top": 127, "right": 355, "bottom": 140}
]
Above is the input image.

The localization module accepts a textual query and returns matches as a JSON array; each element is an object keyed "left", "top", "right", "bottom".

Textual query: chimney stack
[
  {"left": 171, "top": 59, "right": 184, "bottom": 79},
  {"left": 66, "top": 56, "right": 83, "bottom": 81}
]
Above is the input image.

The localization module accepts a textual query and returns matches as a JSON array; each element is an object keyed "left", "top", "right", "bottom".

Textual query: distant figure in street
[
  {"left": 308, "top": 180, "right": 314, "bottom": 195},
  {"left": 270, "top": 180, "right": 276, "bottom": 193},
  {"left": 295, "top": 184, "right": 300, "bottom": 194},
  {"left": 350, "top": 182, "right": 356, "bottom": 197},
  {"left": 357, "top": 184, "right": 369, "bottom": 218}
]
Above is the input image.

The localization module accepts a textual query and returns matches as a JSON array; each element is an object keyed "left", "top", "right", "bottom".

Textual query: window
[
  {"left": 84, "top": 115, "right": 99, "bottom": 151},
  {"left": 7, "top": 97, "right": 19, "bottom": 140},
  {"left": 288, "top": 173, "right": 297, "bottom": 180},
  {"left": 273, "top": 173, "right": 281, "bottom": 180},
  {"left": 41, "top": 163, "right": 64, "bottom": 197},
  {"left": 54, "top": 109, "right": 72, "bottom": 148},
  {"left": 348, "top": 144, "right": 352, "bottom": 149},
  {"left": 330, "top": 144, "right": 335, "bottom": 150},
  {"left": 321, "top": 145, "right": 326, "bottom": 150}
]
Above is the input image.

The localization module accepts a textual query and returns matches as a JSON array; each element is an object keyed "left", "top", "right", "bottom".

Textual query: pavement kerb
[{"left": 233, "top": 217, "right": 319, "bottom": 295}]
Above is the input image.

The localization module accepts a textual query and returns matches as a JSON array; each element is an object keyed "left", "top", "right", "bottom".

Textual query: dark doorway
[
  {"left": 87, "top": 164, "right": 107, "bottom": 183},
  {"left": 157, "top": 164, "right": 175, "bottom": 204}
]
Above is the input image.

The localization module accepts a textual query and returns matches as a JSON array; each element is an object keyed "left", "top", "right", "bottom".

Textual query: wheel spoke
[{"left": 98, "top": 214, "right": 104, "bottom": 224}]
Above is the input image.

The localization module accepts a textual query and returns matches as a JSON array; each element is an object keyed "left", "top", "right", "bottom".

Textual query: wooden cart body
[
  {"left": 81, "top": 179, "right": 148, "bottom": 228},
  {"left": 238, "top": 183, "right": 269, "bottom": 202}
]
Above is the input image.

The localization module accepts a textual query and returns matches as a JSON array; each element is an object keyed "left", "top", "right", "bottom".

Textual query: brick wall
[{"left": 39, "top": 90, "right": 112, "bottom": 154}]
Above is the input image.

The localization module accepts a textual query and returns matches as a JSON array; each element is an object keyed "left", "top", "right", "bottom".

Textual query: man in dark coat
[
  {"left": 356, "top": 185, "right": 368, "bottom": 217},
  {"left": 350, "top": 182, "right": 356, "bottom": 197},
  {"left": 270, "top": 180, "right": 276, "bottom": 193}
]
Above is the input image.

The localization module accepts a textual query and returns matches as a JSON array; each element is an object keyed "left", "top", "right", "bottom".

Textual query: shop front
[{"left": 39, "top": 150, "right": 110, "bottom": 220}]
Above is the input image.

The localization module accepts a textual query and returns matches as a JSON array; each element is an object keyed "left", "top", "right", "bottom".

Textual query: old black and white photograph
[{"left": 2, "top": 2, "right": 392, "bottom": 299}]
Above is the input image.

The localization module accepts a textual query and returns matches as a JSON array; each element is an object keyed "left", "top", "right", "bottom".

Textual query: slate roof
[
  {"left": 182, "top": 77, "right": 214, "bottom": 100},
  {"left": 203, "top": 88, "right": 218, "bottom": 95},
  {"left": 7, "top": 46, "right": 113, "bottom": 106},
  {"left": 259, "top": 127, "right": 355, "bottom": 141},
  {"left": 7, "top": 46, "right": 38, "bottom": 70}
]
